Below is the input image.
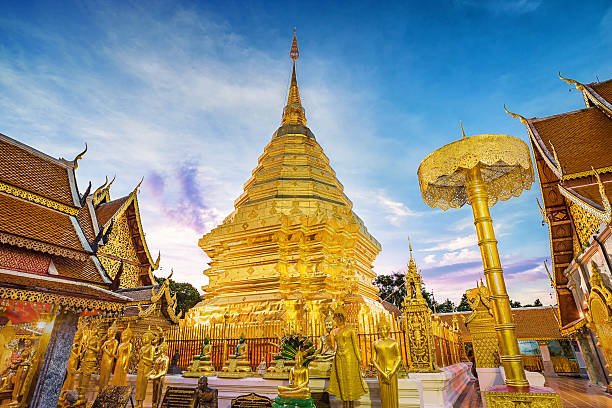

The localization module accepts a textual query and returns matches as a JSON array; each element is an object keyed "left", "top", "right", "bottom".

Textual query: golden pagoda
[{"left": 187, "top": 35, "right": 385, "bottom": 329}]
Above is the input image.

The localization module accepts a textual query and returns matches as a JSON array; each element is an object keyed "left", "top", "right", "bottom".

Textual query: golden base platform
[{"left": 485, "top": 385, "right": 562, "bottom": 408}]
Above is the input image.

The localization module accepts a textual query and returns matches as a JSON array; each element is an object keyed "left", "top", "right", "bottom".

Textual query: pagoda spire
[{"left": 281, "top": 31, "right": 307, "bottom": 126}]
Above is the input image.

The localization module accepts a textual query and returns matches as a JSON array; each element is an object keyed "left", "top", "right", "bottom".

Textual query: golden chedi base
[{"left": 485, "top": 385, "right": 562, "bottom": 408}]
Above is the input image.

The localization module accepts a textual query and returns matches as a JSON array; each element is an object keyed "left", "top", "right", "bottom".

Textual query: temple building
[
  {"left": 0, "top": 132, "right": 168, "bottom": 406},
  {"left": 506, "top": 75, "right": 612, "bottom": 389},
  {"left": 186, "top": 36, "right": 386, "bottom": 330}
]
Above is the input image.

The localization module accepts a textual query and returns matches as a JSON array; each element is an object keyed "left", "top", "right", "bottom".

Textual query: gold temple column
[{"left": 465, "top": 166, "right": 528, "bottom": 387}]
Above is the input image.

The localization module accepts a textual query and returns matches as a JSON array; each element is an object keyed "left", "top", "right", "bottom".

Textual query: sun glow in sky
[{"left": 1, "top": 1, "right": 611, "bottom": 305}]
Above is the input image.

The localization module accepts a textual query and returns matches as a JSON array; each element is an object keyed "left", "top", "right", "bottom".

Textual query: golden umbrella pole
[
  {"left": 465, "top": 166, "right": 528, "bottom": 387},
  {"left": 417, "top": 132, "right": 535, "bottom": 388}
]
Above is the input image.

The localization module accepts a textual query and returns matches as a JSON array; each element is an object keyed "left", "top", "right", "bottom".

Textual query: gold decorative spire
[
  {"left": 281, "top": 31, "right": 307, "bottom": 126},
  {"left": 407, "top": 237, "right": 417, "bottom": 274}
]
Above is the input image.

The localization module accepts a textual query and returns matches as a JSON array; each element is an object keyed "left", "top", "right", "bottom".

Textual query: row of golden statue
[
  {"left": 59, "top": 321, "right": 170, "bottom": 408},
  {"left": 183, "top": 304, "right": 403, "bottom": 408}
]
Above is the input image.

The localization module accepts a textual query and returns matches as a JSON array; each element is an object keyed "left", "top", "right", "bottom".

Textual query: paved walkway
[{"left": 454, "top": 376, "right": 612, "bottom": 407}]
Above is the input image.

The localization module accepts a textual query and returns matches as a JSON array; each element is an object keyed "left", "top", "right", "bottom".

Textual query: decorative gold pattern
[
  {"left": 0, "top": 181, "right": 78, "bottom": 216},
  {"left": 485, "top": 389, "right": 562, "bottom": 407},
  {"left": 465, "top": 284, "right": 500, "bottom": 368},
  {"left": 417, "top": 134, "right": 534, "bottom": 210},
  {"left": 0, "top": 286, "right": 124, "bottom": 312},
  {"left": 0, "top": 232, "right": 88, "bottom": 261},
  {"left": 98, "top": 212, "right": 141, "bottom": 288},
  {"left": 568, "top": 202, "right": 601, "bottom": 250},
  {"left": 402, "top": 247, "right": 437, "bottom": 372},
  {"left": 587, "top": 262, "right": 612, "bottom": 390}
]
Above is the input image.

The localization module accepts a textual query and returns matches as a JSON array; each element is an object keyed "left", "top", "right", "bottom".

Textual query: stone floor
[{"left": 454, "top": 376, "right": 612, "bottom": 407}]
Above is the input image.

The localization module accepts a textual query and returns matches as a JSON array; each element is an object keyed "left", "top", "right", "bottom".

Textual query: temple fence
[{"left": 166, "top": 322, "right": 463, "bottom": 372}]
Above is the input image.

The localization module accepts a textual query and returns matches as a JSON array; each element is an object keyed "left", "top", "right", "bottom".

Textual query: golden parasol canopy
[{"left": 417, "top": 134, "right": 534, "bottom": 210}]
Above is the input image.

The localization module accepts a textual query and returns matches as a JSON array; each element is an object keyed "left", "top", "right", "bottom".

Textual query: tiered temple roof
[
  {"left": 506, "top": 75, "right": 612, "bottom": 329},
  {"left": 0, "top": 132, "right": 161, "bottom": 313}
]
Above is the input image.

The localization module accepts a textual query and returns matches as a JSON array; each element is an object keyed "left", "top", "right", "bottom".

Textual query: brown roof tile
[
  {"left": 52, "top": 255, "right": 107, "bottom": 284},
  {"left": 0, "top": 193, "right": 86, "bottom": 253},
  {"left": 531, "top": 108, "right": 612, "bottom": 176},
  {"left": 116, "top": 285, "right": 160, "bottom": 302},
  {"left": 0, "top": 135, "right": 75, "bottom": 207},
  {"left": 590, "top": 79, "right": 612, "bottom": 105},
  {"left": 77, "top": 203, "right": 96, "bottom": 242},
  {"left": 571, "top": 182, "right": 612, "bottom": 210},
  {"left": 96, "top": 195, "right": 130, "bottom": 227}
]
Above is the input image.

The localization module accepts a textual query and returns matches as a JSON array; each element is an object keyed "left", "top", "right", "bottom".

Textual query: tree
[
  {"left": 436, "top": 299, "right": 454, "bottom": 313},
  {"left": 510, "top": 300, "right": 522, "bottom": 308},
  {"left": 374, "top": 272, "right": 406, "bottom": 309},
  {"left": 456, "top": 293, "right": 471, "bottom": 312},
  {"left": 533, "top": 298, "right": 542, "bottom": 307},
  {"left": 154, "top": 276, "right": 202, "bottom": 316}
]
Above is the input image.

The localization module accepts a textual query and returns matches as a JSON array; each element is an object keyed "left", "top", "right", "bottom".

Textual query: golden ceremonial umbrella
[{"left": 417, "top": 132, "right": 533, "bottom": 387}]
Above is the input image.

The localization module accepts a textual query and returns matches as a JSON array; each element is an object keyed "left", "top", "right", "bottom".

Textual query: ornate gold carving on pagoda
[
  {"left": 586, "top": 261, "right": 612, "bottom": 392},
  {"left": 464, "top": 283, "right": 500, "bottom": 368},
  {"left": 188, "top": 34, "right": 384, "bottom": 328},
  {"left": 98, "top": 212, "right": 141, "bottom": 288},
  {"left": 0, "top": 181, "right": 79, "bottom": 216},
  {"left": 402, "top": 244, "right": 437, "bottom": 372}
]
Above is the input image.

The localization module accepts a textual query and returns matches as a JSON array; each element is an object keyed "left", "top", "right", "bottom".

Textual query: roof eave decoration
[
  {"left": 504, "top": 105, "right": 563, "bottom": 179},
  {"left": 557, "top": 168, "right": 612, "bottom": 224},
  {"left": 0, "top": 231, "right": 88, "bottom": 261},
  {"left": 560, "top": 72, "right": 612, "bottom": 119},
  {"left": 72, "top": 143, "right": 87, "bottom": 170},
  {"left": 0, "top": 181, "right": 79, "bottom": 216},
  {"left": 92, "top": 175, "right": 115, "bottom": 207}
]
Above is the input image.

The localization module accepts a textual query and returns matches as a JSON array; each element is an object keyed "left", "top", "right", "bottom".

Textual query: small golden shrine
[
  {"left": 464, "top": 282, "right": 499, "bottom": 369},
  {"left": 187, "top": 34, "right": 386, "bottom": 330},
  {"left": 402, "top": 244, "right": 437, "bottom": 372}
]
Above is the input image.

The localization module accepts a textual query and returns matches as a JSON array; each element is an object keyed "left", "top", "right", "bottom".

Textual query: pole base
[{"left": 485, "top": 385, "right": 562, "bottom": 407}]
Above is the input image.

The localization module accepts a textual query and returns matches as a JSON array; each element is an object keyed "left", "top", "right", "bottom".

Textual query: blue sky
[{"left": 1, "top": 0, "right": 611, "bottom": 305}]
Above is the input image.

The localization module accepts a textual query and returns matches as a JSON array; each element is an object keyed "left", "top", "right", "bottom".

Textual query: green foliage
[
  {"left": 456, "top": 293, "right": 471, "bottom": 311},
  {"left": 374, "top": 272, "right": 452, "bottom": 313},
  {"left": 154, "top": 276, "right": 202, "bottom": 316}
]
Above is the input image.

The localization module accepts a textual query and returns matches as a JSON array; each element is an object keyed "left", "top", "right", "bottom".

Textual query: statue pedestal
[
  {"left": 183, "top": 359, "right": 216, "bottom": 378},
  {"left": 407, "top": 363, "right": 471, "bottom": 408},
  {"left": 272, "top": 396, "right": 315, "bottom": 408},
  {"left": 484, "top": 385, "right": 562, "bottom": 408},
  {"left": 218, "top": 359, "right": 252, "bottom": 378}
]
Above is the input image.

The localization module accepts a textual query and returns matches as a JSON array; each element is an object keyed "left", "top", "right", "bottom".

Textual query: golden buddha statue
[
  {"left": 61, "top": 329, "right": 83, "bottom": 393},
  {"left": 10, "top": 336, "right": 36, "bottom": 403},
  {"left": 77, "top": 328, "right": 100, "bottom": 402},
  {"left": 372, "top": 317, "right": 401, "bottom": 408},
  {"left": 149, "top": 340, "right": 170, "bottom": 408},
  {"left": 98, "top": 321, "right": 118, "bottom": 390},
  {"left": 183, "top": 337, "right": 216, "bottom": 378},
  {"left": 111, "top": 324, "right": 133, "bottom": 387},
  {"left": 277, "top": 350, "right": 311, "bottom": 400},
  {"left": 309, "top": 313, "right": 335, "bottom": 378},
  {"left": 219, "top": 333, "right": 252, "bottom": 378},
  {"left": 135, "top": 328, "right": 155, "bottom": 408},
  {"left": 326, "top": 305, "right": 367, "bottom": 407}
]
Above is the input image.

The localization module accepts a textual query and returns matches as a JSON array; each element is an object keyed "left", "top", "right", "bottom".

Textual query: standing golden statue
[
  {"left": 372, "top": 317, "right": 401, "bottom": 408},
  {"left": 149, "top": 339, "right": 170, "bottom": 408},
  {"left": 77, "top": 328, "right": 100, "bottom": 402},
  {"left": 135, "top": 328, "right": 156, "bottom": 408},
  {"left": 10, "top": 336, "right": 36, "bottom": 403},
  {"left": 61, "top": 328, "right": 83, "bottom": 393},
  {"left": 111, "top": 324, "right": 133, "bottom": 387},
  {"left": 99, "top": 321, "right": 119, "bottom": 390},
  {"left": 326, "top": 305, "right": 367, "bottom": 407}
]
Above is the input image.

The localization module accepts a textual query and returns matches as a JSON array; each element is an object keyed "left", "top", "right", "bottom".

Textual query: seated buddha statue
[
  {"left": 183, "top": 338, "right": 215, "bottom": 378},
  {"left": 308, "top": 314, "right": 335, "bottom": 378},
  {"left": 275, "top": 350, "right": 314, "bottom": 408},
  {"left": 219, "top": 334, "right": 252, "bottom": 378}
]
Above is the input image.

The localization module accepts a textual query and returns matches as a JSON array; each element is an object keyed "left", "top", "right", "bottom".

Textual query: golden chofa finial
[
  {"left": 72, "top": 143, "right": 87, "bottom": 170},
  {"left": 559, "top": 72, "right": 585, "bottom": 91},
  {"left": 460, "top": 121, "right": 466, "bottom": 139},
  {"left": 504, "top": 104, "right": 528, "bottom": 125},
  {"left": 592, "top": 167, "right": 612, "bottom": 222}
]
